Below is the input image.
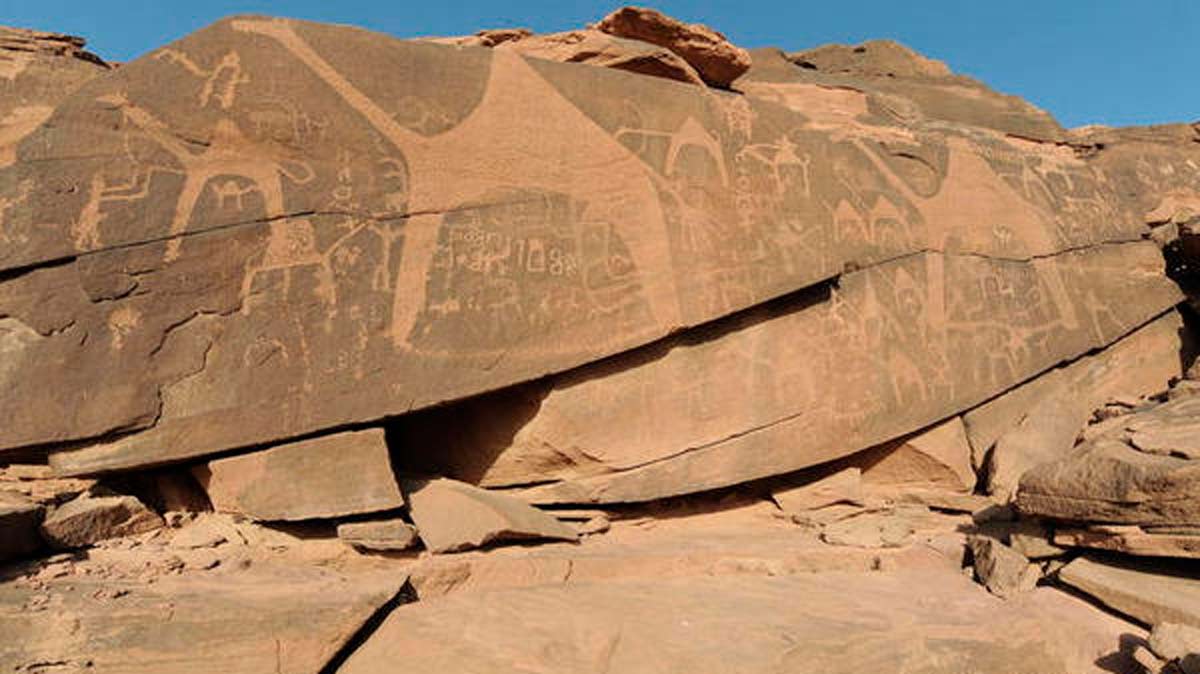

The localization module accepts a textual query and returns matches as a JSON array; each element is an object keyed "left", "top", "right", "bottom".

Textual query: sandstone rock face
[
  {"left": 775, "top": 40, "right": 1064, "bottom": 140},
  {"left": 403, "top": 242, "right": 1179, "bottom": 504},
  {"left": 595, "top": 6, "right": 750, "bottom": 88},
  {"left": 39, "top": 491, "right": 162, "bottom": 549},
  {"left": 0, "top": 26, "right": 109, "bottom": 170},
  {"left": 982, "top": 310, "right": 1185, "bottom": 499},
  {"left": 1058, "top": 556, "right": 1200, "bottom": 629},
  {"left": 1017, "top": 398, "right": 1200, "bottom": 527},
  {"left": 0, "top": 15, "right": 1172, "bottom": 481},
  {"left": 0, "top": 491, "right": 43, "bottom": 562},
  {"left": 194, "top": 429, "right": 404, "bottom": 521},
  {"left": 497, "top": 29, "right": 705, "bottom": 86},
  {"left": 403, "top": 478, "right": 578, "bottom": 553},
  {"left": 771, "top": 467, "right": 865, "bottom": 513},
  {"left": 342, "top": 570, "right": 1140, "bottom": 674}
]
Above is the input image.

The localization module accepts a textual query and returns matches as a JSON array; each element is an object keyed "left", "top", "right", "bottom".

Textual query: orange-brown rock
[
  {"left": 1016, "top": 399, "right": 1200, "bottom": 527},
  {"left": 0, "top": 25, "right": 110, "bottom": 169},
  {"left": 39, "top": 490, "right": 162, "bottom": 549},
  {"left": 0, "top": 15, "right": 1169, "bottom": 479},
  {"left": 856, "top": 417, "right": 976, "bottom": 492},
  {"left": 342, "top": 569, "right": 1141, "bottom": 674},
  {"left": 1058, "top": 556, "right": 1200, "bottom": 629},
  {"left": 768, "top": 41, "right": 1064, "bottom": 140},
  {"left": 595, "top": 6, "right": 750, "bottom": 88},
  {"left": 400, "top": 243, "right": 1179, "bottom": 504},
  {"left": 1055, "top": 525, "right": 1200, "bottom": 559},
  {"left": 194, "top": 429, "right": 404, "bottom": 521},
  {"left": 981, "top": 310, "right": 1185, "bottom": 499},
  {"left": 403, "top": 477, "right": 577, "bottom": 553},
  {"left": 0, "top": 491, "right": 42, "bottom": 562},
  {"left": 497, "top": 29, "right": 704, "bottom": 86},
  {"left": 0, "top": 563, "right": 407, "bottom": 673}
]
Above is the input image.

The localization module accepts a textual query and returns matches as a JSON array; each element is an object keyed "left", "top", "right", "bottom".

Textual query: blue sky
[{"left": 2, "top": 1, "right": 1196, "bottom": 129}]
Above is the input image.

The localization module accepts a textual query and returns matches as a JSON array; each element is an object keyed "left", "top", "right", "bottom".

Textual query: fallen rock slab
[
  {"left": 403, "top": 478, "right": 578, "bottom": 553},
  {"left": 772, "top": 467, "right": 864, "bottom": 513},
  {"left": 0, "top": 491, "right": 43, "bottom": 562},
  {"left": 1058, "top": 556, "right": 1200, "bottom": 628},
  {"left": 1055, "top": 526, "right": 1200, "bottom": 559},
  {"left": 194, "top": 429, "right": 405, "bottom": 521},
  {"left": 978, "top": 311, "right": 1184, "bottom": 498},
  {"left": 498, "top": 29, "right": 704, "bottom": 86},
  {"left": 595, "top": 6, "right": 750, "bottom": 87},
  {"left": 1017, "top": 427, "right": 1200, "bottom": 528},
  {"left": 342, "top": 570, "right": 1142, "bottom": 674},
  {"left": 39, "top": 490, "right": 162, "bottom": 549},
  {"left": 337, "top": 518, "right": 420, "bottom": 552},
  {"left": 970, "top": 536, "right": 1039, "bottom": 599}
]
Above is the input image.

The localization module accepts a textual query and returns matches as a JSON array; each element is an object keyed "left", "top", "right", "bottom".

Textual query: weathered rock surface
[
  {"left": 856, "top": 416, "right": 976, "bottom": 492},
  {"left": 0, "top": 563, "right": 406, "bottom": 673},
  {"left": 1149, "top": 623, "right": 1200, "bottom": 674},
  {"left": 406, "top": 242, "right": 1179, "bottom": 504},
  {"left": 982, "top": 311, "right": 1185, "bottom": 499},
  {"left": 337, "top": 517, "right": 420, "bottom": 551},
  {"left": 771, "top": 466, "right": 865, "bottom": 513},
  {"left": 343, "top": 569, "right": 1141, "bottom": 674},
  {"left": 39, "top": 490, "right": 162, "bottom": 549},
  {"left": 194, "top": 429, "right": 405, "bottom": 521},
  {"left": 497, "top": 29, "right": 705, "bottom": 86},
  {"left": 0, "top": 14, "right": 1171, "bottom": 480},
  {"left": 1055, "top": 525, "right": 1200, "bottom": 559},
  {"left": 0, "top": 26, "right": 110, "bottom": 170},
  {"left": 0, "top": 491, "right": 43, "bottom": 562},
  {"left": 595, "top": 6, "right": 750, "bottom": 88},
  {"left": 1017, "top": 398, "right": 1200, "bottom": 527},
  {"left": 1058, "top": 556, "right": 1200, "bottom": 629},
  {"left": 970, "top": 535, "right": 1039, "bottom": 599},
  {"left": 403, "top": 477, "right": 577, "bottom": 553},
  {"left": 739, "top": 42, "right": 1063, "bottom": 140}
]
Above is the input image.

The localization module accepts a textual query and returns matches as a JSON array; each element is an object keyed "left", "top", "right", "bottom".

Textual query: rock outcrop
[{"left": 1, "top": 6, "right": 1198, "bottom": 673}]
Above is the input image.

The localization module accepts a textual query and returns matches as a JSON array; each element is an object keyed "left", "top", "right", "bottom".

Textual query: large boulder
[
  {"left": 396, "top": 242, "right": 1179, "bottom": 503},
  {"left": 0, "top": 15, "right": 1161, "bottom": 479},
  {"left": 1017, "top": 396, "right": 1200, "bottom": 527},
  {"left": 595, "top": 6, "right": 750, "bottom": 88}
]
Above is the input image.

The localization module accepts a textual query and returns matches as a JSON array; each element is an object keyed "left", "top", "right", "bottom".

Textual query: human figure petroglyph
[
  {"left": 231, "top": 17, "right": 681, "bottom": 352},
  {"left": 156, "top": 49, "right": 249, "bottom": 110}
]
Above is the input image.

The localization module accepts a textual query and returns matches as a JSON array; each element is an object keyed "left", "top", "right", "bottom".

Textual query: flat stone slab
[
  {"left": 195, "top": 428, "right": 405, "bottom": 521},
  {"left": 343, "top": 569, "right": 1141, "bottom": 674},
  {"left": 1055, "top": 526, "right": 1200, "bottom": 559},
  {"left": 403, "top": 478, "right": 577, "bottom": 553},
  {"left": 0, "top": 564, "right": 405, "bottom": 673},
  {"left": 1059, "top": 556, "right": 1200, "bottom": 628},
  {"left": 40, "top": 491, "right": 163, "bottom": 549},
  {"left": 337, "top": 517, "right": 420, "bottom": 552},
  {"left": 1017, "top": 401, "right": 1200, "bottom": 527}
]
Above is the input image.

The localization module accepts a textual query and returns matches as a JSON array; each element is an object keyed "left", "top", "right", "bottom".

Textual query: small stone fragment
[
  {"left": 1149, "top": 623, "right": 1200, "bottom": 674},
  {"left": 403, "top": 478, "right": 578, "bottom": 554},
  {"left": 337, "top": 518, "right": 420, "bottom": 552},
  {"left": 1133, "top": 645, "right": 1167, "bottom": 674},
  {"left": 969, "top": 536, "right": 1039, "bottom": 599},
  {"left": 40, "top": 491, "right": 163, "bottom": 549},
  {"left": 576, "top": 514, "right": 611, "bottom": 536}
]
